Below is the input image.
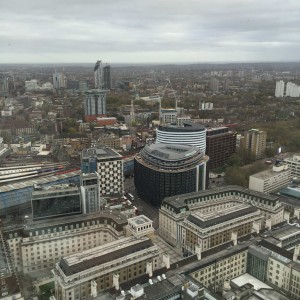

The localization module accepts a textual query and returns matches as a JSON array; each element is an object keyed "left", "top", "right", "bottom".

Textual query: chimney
[
  {"left": 91, "top": 280, "right": 97, "bottom": 298},
  {"left": 265, "top": 219, "right": 272, "bottom": 231},
  {"left": 231, "top": 232, "right": 237, "bottom": 246},
  {"left": 284, "top": 211, "right": 290, "bottom": 223},
  {"left": 113, "top": 273, "right": 120, "bottom": 291},
  {"left": 252, "top": 220, "right": 261, "bottom": 234},
  {"left": 293, "top": 245, "right": 300, "bottom": 262}
]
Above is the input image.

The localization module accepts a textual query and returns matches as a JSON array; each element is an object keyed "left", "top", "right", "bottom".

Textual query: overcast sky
[{"left": 1, "top": 0, "right": 300, "bottom": 64}]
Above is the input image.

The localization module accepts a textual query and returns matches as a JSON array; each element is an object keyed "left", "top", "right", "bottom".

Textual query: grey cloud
[{"left": 1, "top": 0, "right": 300, "bottom": 63}]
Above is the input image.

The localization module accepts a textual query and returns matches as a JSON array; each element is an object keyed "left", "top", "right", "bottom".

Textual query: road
[{"left": 124, "top": 177, "right": 159, "bottom": 229}]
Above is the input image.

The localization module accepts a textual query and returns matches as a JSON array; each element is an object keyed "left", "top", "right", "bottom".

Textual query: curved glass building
[
  {"left": 134, "top": 143, "right": 209, "bottom": 206},
  {"left": 156, "top": 122, "right": 207, "bottom": 153}
]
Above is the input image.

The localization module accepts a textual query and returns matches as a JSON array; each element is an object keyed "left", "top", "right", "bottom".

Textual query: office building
[
  {"left": 206, "top": 127, "right": 236, "bottom": 170},
  {"left": 179, "top": 202, "right": 261, "bottom": 254},
  {"left": 81, "top": 146, "right": 124, "bottom": 197},
  {"left": 80, "top": 173, "right": 101, "bottom": 213},
  {"left": 156, "top": 122, "right": 207, "bottom": 153},
  {"left": 249, "top": 163, "right": 291, "bottom": 193},
  {"left": 31, "top": 183, "right": 81, "bottom": 220},
  {"left": 103, "top": 64, "right": 112, "bottom": 89},
  {"left": 53, "top": 234, "right": 160, "bottom": 299},
  {"left": 242, "top": 129, "right": 267, "bottom": 160},
  {"left": 84, "top": 89, "right": 107, "bottom": 122},
  {"left": 3, "top": 211, "right": 127, "bottom": 273},
  {"left": 284, "top": 154, "right": 300, "bottom": 179},
  {"left": 53, "top": 72, "right": 66, "bottom": 89},
  {"left": 159, "top": 186, "right": 284, "bottom": 246},
  {"left": 134, "top": 144, "right": 208, "bottom": 206},
  {"left": 275, "top": 80, "right": 285, "bottom": 97}
]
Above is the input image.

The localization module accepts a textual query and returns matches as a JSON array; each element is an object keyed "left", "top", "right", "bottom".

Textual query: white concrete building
[
  {"left": 156, "top": 122, "right": 207, "bottom": 153},
  {"left": 284, "top": 155, "right": 300, "bottom": 179},
  {"left": 249, "top": 164, "right": 291, "bottom": 194},
  {"left": 286, "top": 82, "right": 300, "bottom": 97},
  {"left": 275, "top": 80, "right": 285, "bottom": 97}
]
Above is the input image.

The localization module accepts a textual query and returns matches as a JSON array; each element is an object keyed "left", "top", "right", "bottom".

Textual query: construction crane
[{"left": 158, "top": 78, "right": 179, "bottom": 124}]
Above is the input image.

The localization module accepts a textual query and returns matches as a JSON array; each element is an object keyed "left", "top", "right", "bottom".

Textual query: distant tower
[
  {"left": 210, "top": 78, "right": 219, "bottom": 93},
  {"left": 103, "top": 64, "right": 112, "bottom": 89},
  {"left": 94, "top": 60, "right": 103, "bottom": 89},
  {"left": 275, "top": 80, "right": 285, "bottom": 97},
  {"left": 53, "top": 72, "right": 66, "bottom": 89}
]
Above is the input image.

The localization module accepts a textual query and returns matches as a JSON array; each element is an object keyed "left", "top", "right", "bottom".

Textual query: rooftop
[
  {"left": 162, "top": 186, "right": 280, "bottom": 210},
  {"left": 59, "top": 236, "right": 156, "bottom": 276},
  {"left": 250, "top": 165, "right": 289, "bottom": 180},
  {"left": 231, "top": 273, "right": 271, "bottom": 290},
  {"left": 158, "top": 122, "right": 205, "bottom": 132},
  {"left": 0, "top": 170, "right": 80, "bottom": 193},
  {"left": 186, "top": 205, "right": 258, "bottom": 229},
  {"left": 128, "top": 215, "right": 153, "bottom": 226},
  {"left": 141, "top": 143, "right": 203, "bottom": 161},
  {"left": 82, "top": 146, "right": 122, "bottom": 160}
]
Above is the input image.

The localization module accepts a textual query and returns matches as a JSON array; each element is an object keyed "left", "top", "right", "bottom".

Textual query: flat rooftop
[
  {"left": 59, "top": 236, "right": 156, "bottom": 276},
  {"left": 250, "top": 167, "right": 289, "bottom": 180},
  {"left": 0, "top": 170, "right": 80, "bottom": 192},
  {"left": 82, "top": 146, "right": 121, "bottom": 160},
  {"left": 231, "top": 273, "right": 271, "bottom": 290},
  {"left": 187, "top": 205, "right": 258, "bottom": 229},
  {"left": 128, "top": 215, "right": 153, "bottom": 226},
  {"left": 162, "top": 185, "right": 280, "bottom": 209},
  {"left": 271, "top": 223, "right": 300, "bottom": 240}
]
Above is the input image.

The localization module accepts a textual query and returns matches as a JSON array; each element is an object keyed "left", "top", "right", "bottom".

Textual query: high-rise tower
[
  {"left": 94, "top": 60, "right": 103, "bottom": 89},
  {"left": 103, "top": 64, "right": 112, "bottom": 89}
]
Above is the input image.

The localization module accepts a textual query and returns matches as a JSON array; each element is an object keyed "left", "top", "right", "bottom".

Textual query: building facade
[
  {"left": 84, "top": 90, "right": 107, "bottom": 122},
  {"left": 249, "top": 164, "right": 291, "bottom": 193},
  {"left": 80, "top": 173, "right": 101, "bottom": 213},
  {"left": 284, "top": 155, "right": 300, "bottom": 179},
  {"left": 275, "top": 80, "right": 285, "bottom": 97},
  {"left": 159, "top": 186, "right": 284, "bottom": 247},
  {"left": 3, "top": 211, "right": 127, "bottom": 274},
  {"left": 103, "top": 64, "right": 112, "bottom": 90},
  {"left": 134, "top": 144, "right": 209, "bottom": 206},
  {"left": 53, "top": 235, "right": 159, "bottom": 300},
  {"left": 205, "top": 126, "right": 236, "bottom": 170},
  {"left": 242, "top": 129, "right": 267, "bottom": 160},
  {"left": 179, "top": 203, "right": 261, "bottom": 255},
  {"left": 156, "top": 122, "right": 207, "bottom": 153},
  {"left": 81, "top": 147, "right": 124, "bottom": 197},
  {"left": 31, "top": 184, "right": 81, "bottom": 220}
]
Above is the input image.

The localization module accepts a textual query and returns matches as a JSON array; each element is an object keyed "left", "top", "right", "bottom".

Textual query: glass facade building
[
  {"left": 134, "top": 144, "right": 208, "bottom": 206},
  {"left": 31, "top": 184, "right": 81, "bottom": 220}
]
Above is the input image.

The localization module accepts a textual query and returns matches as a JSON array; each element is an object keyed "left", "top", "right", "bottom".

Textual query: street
[{"left": 124, "top": 177, "right": 159, "bottom": 229}]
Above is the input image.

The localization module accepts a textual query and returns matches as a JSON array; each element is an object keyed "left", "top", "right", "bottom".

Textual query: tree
[
  {"left": 227, "top": 154, "right": 242, "bottom": 167},
  {"left": 224, "top": 166, "right": 248, "bottom": 187}
]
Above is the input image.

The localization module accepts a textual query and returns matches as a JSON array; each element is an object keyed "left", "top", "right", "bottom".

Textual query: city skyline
[{"left": 1, "top": 0, "right": 300, "bottom": 64}]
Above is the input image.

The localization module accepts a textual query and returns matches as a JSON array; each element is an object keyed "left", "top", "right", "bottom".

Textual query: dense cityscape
[{"left": 0, "top": 59, "right": 299, "bottom": 300}]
